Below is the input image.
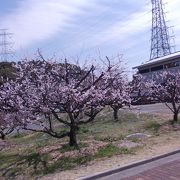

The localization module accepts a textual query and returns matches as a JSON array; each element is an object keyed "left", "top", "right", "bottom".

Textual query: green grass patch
[
  {"left": 0, "top": 153, "right": 19, "bottom": 169},
  {"left": 45, "top": 144, "right": 134, "bottom": 174},
  {"left": 145, "top": 121, "right": 161, "bottom": 132},
  {"left": 59, "top": 143, "right": 88, "bottom": 153},
  {"left": 21, "top": 152, "right": 49, "bottom": 175},
  {"left": 95, "top": 144, "right": 134, "bottom": 158},
  {"left": 78, "top": 126, "right": 89, "bottom": 134},
  {"left": 46, "top": 155, "right": 93, "bottom": 174},
  {"left": 10, "top": 132, "right": 48, "bottom": 144},
  {"left": 12, "top": 133, "right": 26, "bottom": 139},
  {"left": 0, "top": 151, "right": 50, "bottom": 178}
]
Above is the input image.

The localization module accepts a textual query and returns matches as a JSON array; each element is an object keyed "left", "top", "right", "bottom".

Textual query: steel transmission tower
[
  {"left": 0, "top": 29, "right": 14, "bottom": 62},
  {"left": 150, "top": 0, "right": 172, "bottom": 60}
]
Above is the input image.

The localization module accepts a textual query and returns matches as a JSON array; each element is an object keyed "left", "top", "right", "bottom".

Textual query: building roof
[{"left": 133, "top": 51, "right": 180, "bottom": 69}]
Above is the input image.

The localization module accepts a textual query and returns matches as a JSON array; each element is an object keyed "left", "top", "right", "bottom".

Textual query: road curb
[{"left": 77, "top": 149, "right": 180, "bottom": 180}]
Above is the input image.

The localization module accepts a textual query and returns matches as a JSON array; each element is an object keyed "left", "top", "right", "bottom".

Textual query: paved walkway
[
  {"left": 81, "top": 152, "right": 180, "bottom": 180},
  {"left": 123, "top": 159, "right": 180, "bottom": 180}
]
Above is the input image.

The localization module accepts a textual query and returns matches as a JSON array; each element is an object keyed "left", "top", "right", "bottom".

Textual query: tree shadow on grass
[{"left": 0, "top": 152, "right": 48, "bottom": 179}]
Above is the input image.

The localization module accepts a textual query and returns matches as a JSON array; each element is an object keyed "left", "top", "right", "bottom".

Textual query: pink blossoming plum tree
[
  {"left": 0, "top": 55, "right": 128, "bottom": 146},
  {"left": 0, "top": 113, "right": 15, "bottom": 140},
  {"left": 0, "top": 77, "right": 18, "bottom": 140},
  {"left": 146, "top": 71, "right": 180, "bottom": 123},
  {"left": 101, "top": 59, "right": 130, "bottom": 121}
]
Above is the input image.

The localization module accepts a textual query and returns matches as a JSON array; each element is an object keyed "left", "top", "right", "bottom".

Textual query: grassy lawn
[{"left": 0, "top": 108, "right": 178, "bottom": 179}]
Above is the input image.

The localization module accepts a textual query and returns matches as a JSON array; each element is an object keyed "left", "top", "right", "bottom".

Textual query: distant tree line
[{"left": 0, "top": 62, "right": 16, "bottom": 85}]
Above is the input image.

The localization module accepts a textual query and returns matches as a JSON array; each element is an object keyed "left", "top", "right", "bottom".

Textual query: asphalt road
[
  {"left": 135, "top": 103, "right": 172, "bottom": 114},
  {"left": 124, "top": 103, "right": 172, "bottom": 114}
]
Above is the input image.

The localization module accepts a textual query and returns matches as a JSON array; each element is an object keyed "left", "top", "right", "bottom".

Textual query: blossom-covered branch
[
  {"left": 0, "top": 55, "right": 127, "bottom": 146},
  {"left": 146, "top": 71, "right": 180, "bottom": 123}
]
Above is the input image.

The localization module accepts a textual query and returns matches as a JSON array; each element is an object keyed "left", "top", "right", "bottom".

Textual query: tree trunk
[
  {"left": 113, "top": 108, "right": 119, "bottom": 121},
  {"left": 173, "top": 112, "right": 178, "bottom": 123},
  {"left": 0, "top": 132, "right": 5, "bottom": 140},
  {"left": 69, "top": 126, "right": 78, "bottom": 147}
]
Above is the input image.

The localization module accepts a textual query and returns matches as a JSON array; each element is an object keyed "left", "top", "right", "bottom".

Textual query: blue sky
[{"left": 0, "top": 0, "right": 180, "bottom": 76}]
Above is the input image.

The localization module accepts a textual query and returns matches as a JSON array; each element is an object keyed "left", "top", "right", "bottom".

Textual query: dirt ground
[{"left": 40, "top": 125, "right": 180, "bottom": 180}]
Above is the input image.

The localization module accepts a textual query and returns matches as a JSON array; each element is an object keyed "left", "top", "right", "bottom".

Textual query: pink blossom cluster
[
  {"left": 0, "top": 57, "right": 130, "bottom": 144},
  {"left": 146, "top": 71, "right": 180, "bottom": 122}
]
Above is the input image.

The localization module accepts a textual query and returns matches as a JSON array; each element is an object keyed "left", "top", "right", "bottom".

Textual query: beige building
[
  {"left": 132, "top": 52, "right": 180, "bottom": 104},
  {"left": 133, "top": 52, "right": 180, "bottom": 79}
]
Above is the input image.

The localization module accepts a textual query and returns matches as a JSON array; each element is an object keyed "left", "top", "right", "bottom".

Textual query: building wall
[{"left": 138, "top": 58, "right": 180, "bottom": 82}]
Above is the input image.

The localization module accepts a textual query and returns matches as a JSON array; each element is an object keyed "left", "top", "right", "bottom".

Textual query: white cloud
[
  {"left": 0, "top": 0, "right": 95, "bottom": 50},
  {"left": 97, "top": 5, "right": 151, "bottom": 43},
  {"left": 71, "top": 4, "right": 151, "bottom": 52},
  {"left": 102, "top": 0, "right": 180, "bottom": 44},
  {"left": 73, "top": 0, "right": 180, "bottom": 55},
  {"left": 0, "top": 0, "right": 179, "bottom": 57},
  {"left": 165, "top": 0, "right": 180, "bottom": 46}
]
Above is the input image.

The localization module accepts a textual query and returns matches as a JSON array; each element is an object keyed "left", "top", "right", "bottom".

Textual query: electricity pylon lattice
[
  {"left": 0, "top": 29, "right": 14, "bottom": 62},
  {"left": 150, "top": 0, "right": 172, "bottom": 60}
]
